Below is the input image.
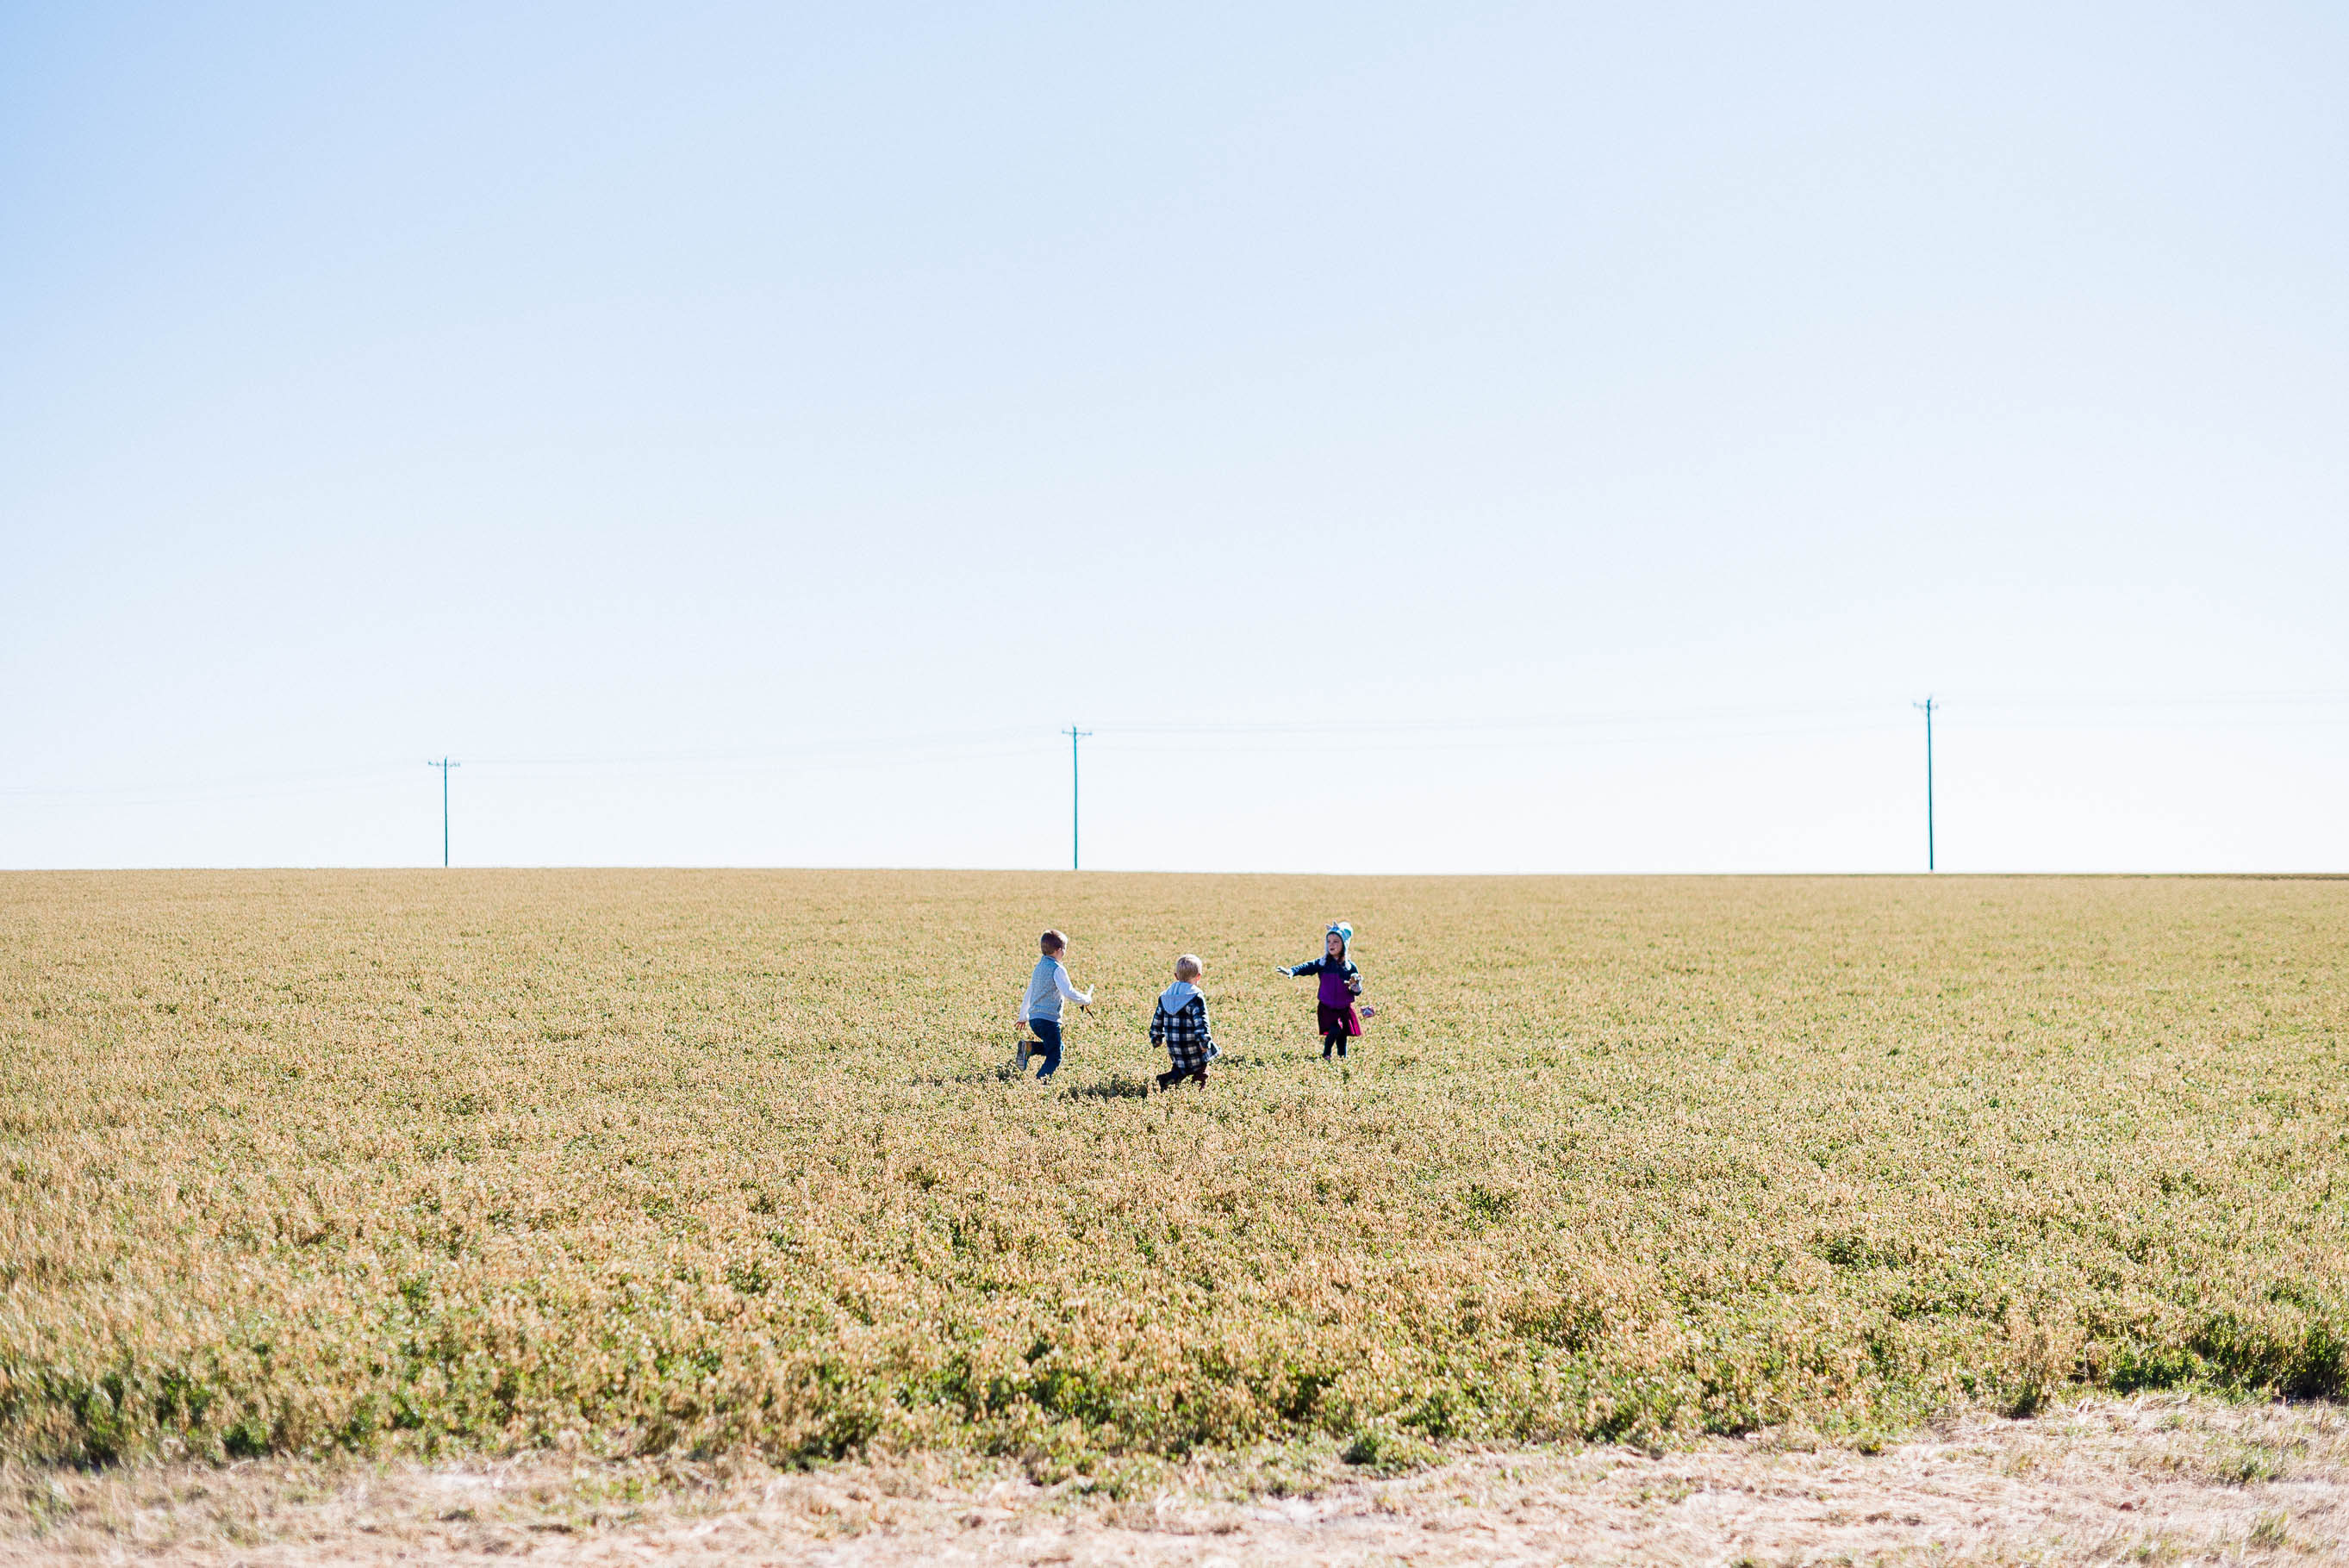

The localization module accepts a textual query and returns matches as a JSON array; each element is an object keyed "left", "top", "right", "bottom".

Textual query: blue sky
[{"left": 3, "top": 2, "right": 2345, "bottom": 871}]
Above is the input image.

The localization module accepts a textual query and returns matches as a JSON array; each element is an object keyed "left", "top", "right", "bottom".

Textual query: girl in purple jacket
[{"left": 1276, "top": 921, "right": 1377, "bottom": 1060}]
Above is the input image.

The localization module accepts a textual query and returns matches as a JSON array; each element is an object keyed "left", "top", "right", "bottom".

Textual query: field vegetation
[{"left": 1, "top": 871, "right": 2343, "bottom": 1475}]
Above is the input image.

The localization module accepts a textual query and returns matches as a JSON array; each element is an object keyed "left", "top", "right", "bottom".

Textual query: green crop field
[{"left": 2, "top": 871, "right": 2343, "bottom": 1475}]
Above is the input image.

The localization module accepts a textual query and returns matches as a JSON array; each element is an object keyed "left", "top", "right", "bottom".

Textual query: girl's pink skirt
[{"left": 1317, "top": 1002, "right": 1362, "bottom": 1038}]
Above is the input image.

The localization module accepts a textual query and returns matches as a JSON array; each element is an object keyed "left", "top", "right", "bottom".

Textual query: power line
[
  {"left": 1083, "top": 718, "right": 1907, "bottom": 757},
  {"left": 1953, "top": 688, "right": 2349, "bottom": 710},
  {"left": 8, "top": 690, "right": 2346, "bottom": 804},
  {"left": 1087, "top": 689, "right": 2349, "bottom": 737},
  {"left": 0, "top": 764, "right": 414, "bottom": 805},
  {"left": 6, "top": 687, "right": 2346, "bottom": 840},
  {"left": 465, "top": 725, "right": 1035, "bottom": 768},
  {"left": 1092, "top": 700, "right": 1890, "bottom": 737}
]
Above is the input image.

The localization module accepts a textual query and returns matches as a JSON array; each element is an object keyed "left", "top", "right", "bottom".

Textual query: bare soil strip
[{"left": 5, "top": 1396, "right": 2343, "bottom": 1565}]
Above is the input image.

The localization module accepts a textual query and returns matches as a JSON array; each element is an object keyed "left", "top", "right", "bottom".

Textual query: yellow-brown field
[{"left": 2, "top": 871, "right": 2343, "bottom": 1472}]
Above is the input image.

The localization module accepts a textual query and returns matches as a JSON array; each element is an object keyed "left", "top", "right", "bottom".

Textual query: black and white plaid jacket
[{"left": 1150, "top": 992, "right": 1219, "bottom": 1073}]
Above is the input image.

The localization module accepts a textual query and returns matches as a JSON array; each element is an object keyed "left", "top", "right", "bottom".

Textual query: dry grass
[
  {"left": 1, "top": 871, "right": 2344, "bottom": 1476},
  {"left": 5, "top": 1394, "right": 2346, "bottom": 1564}
]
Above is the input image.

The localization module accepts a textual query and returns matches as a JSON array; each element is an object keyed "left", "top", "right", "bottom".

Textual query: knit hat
[{"left": 1327, "top": 921, "right": 1353, "bottom": 950}]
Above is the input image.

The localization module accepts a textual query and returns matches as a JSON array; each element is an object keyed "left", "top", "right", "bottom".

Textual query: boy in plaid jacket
[{"left": 1150, "top": 955, "right": 1218, "bottom": 1090}]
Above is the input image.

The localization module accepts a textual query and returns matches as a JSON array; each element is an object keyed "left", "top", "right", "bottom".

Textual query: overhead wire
[{"left": 6, "top": 690, "right": 2346, "bottom": 804}]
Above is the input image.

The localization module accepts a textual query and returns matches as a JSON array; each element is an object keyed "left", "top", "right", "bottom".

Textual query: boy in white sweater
[{"left": 1017, "top": 929, "right": 1092, "bottom": 1080}]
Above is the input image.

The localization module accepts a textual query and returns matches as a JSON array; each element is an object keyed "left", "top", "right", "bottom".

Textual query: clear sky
[{"left": 4, "top": 2, "right": 2345, "bottom": 873}]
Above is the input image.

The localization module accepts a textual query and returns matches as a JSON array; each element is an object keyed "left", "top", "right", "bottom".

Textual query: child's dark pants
[{"left": 1026, "top": 1017, "right": 1062, "bottom": 1079}]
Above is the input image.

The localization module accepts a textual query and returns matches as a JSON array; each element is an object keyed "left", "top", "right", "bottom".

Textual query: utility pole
[
  {"left": 427, "top": 757, "right": 460, "bottom": 868},
  {"left": 1062, "top": 725, "right": 1092, "bottom": 870},
  {"left": 1911, "top": 699, "right": 1935, "bottom": 872}
]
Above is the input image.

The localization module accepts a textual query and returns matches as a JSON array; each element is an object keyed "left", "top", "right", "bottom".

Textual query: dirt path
[{"left": 6, "top": 1396, "right": 2344, "bottom": 1565}]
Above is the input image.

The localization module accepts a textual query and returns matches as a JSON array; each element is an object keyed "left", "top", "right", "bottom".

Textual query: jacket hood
[{"left": 1158, "top": 980, "right": 1200, "bottom": 1012}]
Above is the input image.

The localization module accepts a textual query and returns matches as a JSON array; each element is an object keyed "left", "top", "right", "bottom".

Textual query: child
[
  {"left": 1017, "top": 929, "right": 1092, "bottom": 1080},
  {"left": 1275, "top": 921, "right": 1376, "bottom": 1060},
  {"left": 1150, "top": 954, "right": 1218, "bottom": 1090}
]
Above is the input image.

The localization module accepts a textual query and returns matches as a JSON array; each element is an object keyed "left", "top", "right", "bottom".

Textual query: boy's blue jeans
[{"left": 1026, "top": 1017, "right": 1062, "bottom": 1078}]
